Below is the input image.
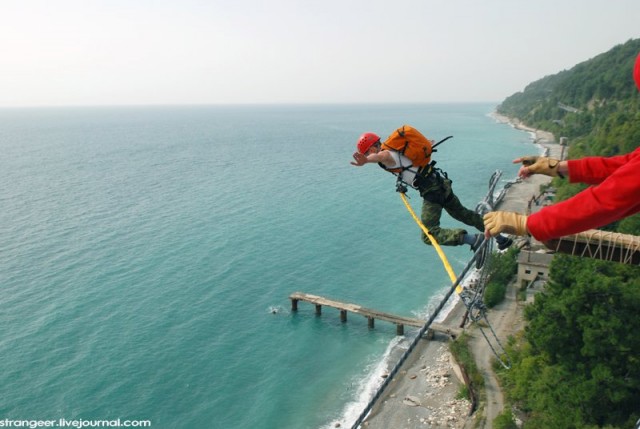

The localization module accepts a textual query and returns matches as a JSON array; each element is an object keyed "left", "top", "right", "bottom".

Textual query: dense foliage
[
  {"left": 484, "top": 247, "right": 518, "bottom": 308},
  {"left": 495, "top": 39, "right": 640, "bottom": 428},
  {"left": 498, "top": 38, "right": 640, "bottom": 147},
  {"left": 501, "top": 258, "right": 640, "bottom": 428}
]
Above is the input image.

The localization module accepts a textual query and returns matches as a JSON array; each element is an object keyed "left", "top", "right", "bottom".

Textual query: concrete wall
[{"left": 517, "top": 250, "right": 554, "bottom": 289}]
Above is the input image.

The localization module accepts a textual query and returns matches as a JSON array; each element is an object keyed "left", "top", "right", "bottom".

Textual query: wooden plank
[
  {"left": 544, "top": 229, "right": 640, "bottom": 265},
  {"left": 289, "top": 291, "right": 461, "bottom": 337}
]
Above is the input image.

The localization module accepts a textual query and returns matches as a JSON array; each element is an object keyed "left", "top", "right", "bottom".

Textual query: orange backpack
[{"left": 381, "top": 125, "right": 434, "bottom": 173}]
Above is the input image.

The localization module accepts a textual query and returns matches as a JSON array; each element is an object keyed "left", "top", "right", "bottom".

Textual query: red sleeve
[
  {"left": 567, "top": 148, "right": 639, "bottom": 185},
  {"left": 527, "top": 148, "right": 640, "bottom": 241}
]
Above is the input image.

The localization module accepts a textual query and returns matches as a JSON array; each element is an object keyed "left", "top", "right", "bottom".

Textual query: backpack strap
[
  {"left": 377, "top": 149, "right": 413, "bottom": 173},
  {"left": 431, "top": 135, "right": 453, "bottom": 151},
  {"left": 416, "top": 160, "right": 437, "bottom": 178}
]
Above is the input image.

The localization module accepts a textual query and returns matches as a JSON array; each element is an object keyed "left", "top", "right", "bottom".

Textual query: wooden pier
[{"left": 289, "top": 292, "right": 461, "bottom": 338}]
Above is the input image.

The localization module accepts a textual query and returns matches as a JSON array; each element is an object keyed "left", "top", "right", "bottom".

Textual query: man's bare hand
[{"left": 351, "top": 152, "right": 368, "bottom": 166}]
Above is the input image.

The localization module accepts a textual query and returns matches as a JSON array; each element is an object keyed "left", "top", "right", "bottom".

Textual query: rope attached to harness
[
  {"left": 399, "top": 192, "right": 459, "bottom": 288},
  {"left": 398, "top": 193, "right": 511, "bottom": 369}
]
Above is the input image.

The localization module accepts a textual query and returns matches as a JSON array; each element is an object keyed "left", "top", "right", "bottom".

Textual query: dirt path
[
  {"left": 465, "top": 279, "right": 525, "bottom": 428},
  {"left": 461, "top": 116, "right": 561, "bottom": 428}
]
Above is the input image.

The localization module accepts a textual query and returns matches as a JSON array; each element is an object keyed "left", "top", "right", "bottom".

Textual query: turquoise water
[{"left": 0, "top": 104, "right": 533, "bottom": 428}]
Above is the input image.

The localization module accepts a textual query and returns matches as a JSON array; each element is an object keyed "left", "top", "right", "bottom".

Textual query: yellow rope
[
  {"left": 400, "top": 193, "right": 513, "bottom": 370},
  {"left": 399, "top": 193, "right": 462, "bottom": 293}
]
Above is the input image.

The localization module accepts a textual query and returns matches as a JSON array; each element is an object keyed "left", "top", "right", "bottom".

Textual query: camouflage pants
[{"left": 419, "top": 177, "right": 484, "bottom": 246}]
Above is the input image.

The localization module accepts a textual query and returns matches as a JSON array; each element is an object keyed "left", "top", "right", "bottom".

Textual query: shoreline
[{"left": 356, "top": 115, "right": 562, "bottom": 429}]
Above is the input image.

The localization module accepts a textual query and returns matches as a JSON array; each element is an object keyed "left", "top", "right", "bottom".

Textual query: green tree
[
  {"left": 495, "top": 37, "right": 640, "bottom": 428},
  {"left": 502, "top": 256, "right": 640, "bottom": 427},
  {"left": 483, "top": 248, "right": 518, "bottom": 308}
]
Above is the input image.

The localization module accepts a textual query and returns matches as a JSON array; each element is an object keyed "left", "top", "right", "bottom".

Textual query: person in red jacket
[
  {"left": 483, "top": 148, "right": 640, "bottom": 241},
  {"left": 484, "top": 52, "right": 640, "bottom": 241}
]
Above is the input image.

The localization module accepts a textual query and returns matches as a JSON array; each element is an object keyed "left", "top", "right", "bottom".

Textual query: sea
[{"left": 0, "top": 103, "right": 536, "bottom": 429}]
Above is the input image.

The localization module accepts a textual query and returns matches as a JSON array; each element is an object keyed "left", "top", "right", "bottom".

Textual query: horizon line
[{"left": 0, "top": 101, "right": 502, "bottom": 110}]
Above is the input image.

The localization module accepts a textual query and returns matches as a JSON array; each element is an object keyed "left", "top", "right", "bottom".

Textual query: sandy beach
[{"left": 357, "top": 115, "right": 564, "bottom": 429}]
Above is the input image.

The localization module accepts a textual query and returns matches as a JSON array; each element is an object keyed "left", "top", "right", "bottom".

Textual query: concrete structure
[{"left": 517, "top": 250, "right": 554, "bottom": 289}]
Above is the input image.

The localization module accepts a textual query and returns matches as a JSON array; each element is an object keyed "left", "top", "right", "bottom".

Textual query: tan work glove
[
  {"left": 484, "top": 211, "right": 528, "bottom": 237},
  {"left": 514, "top": 156, "right": 564, "bottom": 178}
]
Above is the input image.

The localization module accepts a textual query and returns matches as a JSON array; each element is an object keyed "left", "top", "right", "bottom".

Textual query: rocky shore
[{"left": 355, "top": 115, "right": 564, "bottom": 429}]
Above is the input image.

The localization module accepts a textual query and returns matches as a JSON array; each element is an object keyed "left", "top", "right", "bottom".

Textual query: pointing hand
[{"left": 513, "top": 156, "right": 563, "bottom": 178}]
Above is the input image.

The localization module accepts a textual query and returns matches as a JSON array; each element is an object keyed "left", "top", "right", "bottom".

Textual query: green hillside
[
  {"left": 499, "top": 38, "right": 640, "bottom": 234},
  {"left": 493, "top": 40, "right": 640, "bottom": 429},
  {"left": 498, "top": 38, "right": 640, "bottom": 155}
]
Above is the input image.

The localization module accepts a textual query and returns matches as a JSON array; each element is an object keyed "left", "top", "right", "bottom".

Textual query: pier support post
[
  {"left": 368, "top": 317, "right": 375, "bottom": 329},
  {"left": 287, "top": 292, "right": 438, "bottom": 335}
]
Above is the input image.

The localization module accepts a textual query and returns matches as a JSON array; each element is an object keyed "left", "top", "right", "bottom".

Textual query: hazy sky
[{"left": 2, "top": 0, "right": 639, "bottom": 107}]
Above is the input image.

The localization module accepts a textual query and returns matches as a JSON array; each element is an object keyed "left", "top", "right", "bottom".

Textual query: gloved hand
[
  {"left": 514, "top": 156, "right": 564, "bottom": 178},
  {"left": 483, "top": 211, "right": 528, "bottom": 237}
]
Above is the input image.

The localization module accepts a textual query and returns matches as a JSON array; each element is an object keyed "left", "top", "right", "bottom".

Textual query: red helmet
[
  {"left": 634, "top": 52, "right": 640, "bottom": 91},
  {"left": 356, "top": 132, "right": 380, "bottom": 154}
]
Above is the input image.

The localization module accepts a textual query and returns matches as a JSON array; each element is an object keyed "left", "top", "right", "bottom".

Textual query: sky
[{"left": 1, "top": 0, "right": 639, "bottom": 107}]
